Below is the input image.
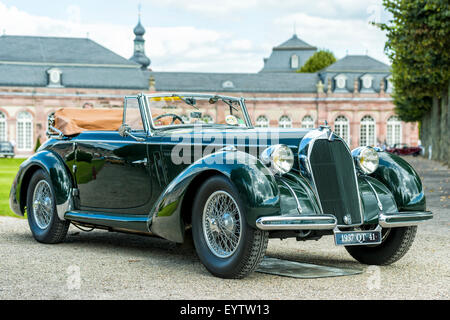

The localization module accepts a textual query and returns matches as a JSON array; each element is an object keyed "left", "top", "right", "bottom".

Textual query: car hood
[{"left": 156, "top": 127, "right": 311, "bottom": 152}]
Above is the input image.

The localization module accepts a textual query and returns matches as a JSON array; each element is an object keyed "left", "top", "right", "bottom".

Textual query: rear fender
[
  {"left": 9, "top": 150, "right": 73, "bottom": 220},
  {"left": 149, "top": 150, "right": 280, "bottom": 243}
]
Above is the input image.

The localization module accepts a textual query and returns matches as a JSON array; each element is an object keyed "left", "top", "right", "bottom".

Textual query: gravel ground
[{"left": 0, "top": 156, "right": 448, "bottom": 300}]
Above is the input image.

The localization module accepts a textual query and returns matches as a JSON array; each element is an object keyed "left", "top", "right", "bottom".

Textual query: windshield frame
[{"left": 143, "top": 93, "right": 253, "bottom": 132}]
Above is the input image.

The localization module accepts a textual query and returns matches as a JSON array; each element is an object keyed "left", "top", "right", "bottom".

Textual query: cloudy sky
[{"left": 0, "top": 0, "right": 391, "bottom": 72}]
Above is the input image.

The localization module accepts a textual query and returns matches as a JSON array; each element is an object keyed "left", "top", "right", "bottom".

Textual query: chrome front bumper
[
  {"left": 378, "top": 211, "right": 433, "bottom": 228},
  {"left": 255, "top": 214, "right": 337, "bottom": 231},
  {"left": 255, "top": 211, "right": 433, "bottom": 231}
]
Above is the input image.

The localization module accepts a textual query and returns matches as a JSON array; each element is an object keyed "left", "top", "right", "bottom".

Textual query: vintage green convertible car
[{"left": 9, "top": 93, "right": 433, "bottom": 279}]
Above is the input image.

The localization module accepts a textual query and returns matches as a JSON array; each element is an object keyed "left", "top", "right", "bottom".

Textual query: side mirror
[
  {"left": 118, "top": 123, "right": 145, "bottom": 141},
  {"left": 118, "top": 123, "right": 131, "bottom": 137}
]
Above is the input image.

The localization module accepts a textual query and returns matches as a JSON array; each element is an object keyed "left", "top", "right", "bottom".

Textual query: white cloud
[
  {"left": 147, "top": 0, "right": 259, "bottom": 15},
  {"left": 66, "top": 5, "right": 81, "bottom": 24},
  {"left": 274, "top": 12, "right": 389, "bottom": 64},
  {"left": 0, "top": 2, "right": 262, "bottom": 72},
  {"left": 144, "top": 0, "right": 384, "bottom": 20},
  {"left": 0, "top": 1, "right": 389, "bottom": 72}
]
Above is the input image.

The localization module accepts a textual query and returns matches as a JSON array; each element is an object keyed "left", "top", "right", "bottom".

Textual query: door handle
[{"left": 132, "top": 158, "right": 148, "bottom": 165}]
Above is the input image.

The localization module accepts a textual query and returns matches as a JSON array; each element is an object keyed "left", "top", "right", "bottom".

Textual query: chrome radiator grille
[{"left": 308, "top": 139, "right": 362, "bottom": 226}]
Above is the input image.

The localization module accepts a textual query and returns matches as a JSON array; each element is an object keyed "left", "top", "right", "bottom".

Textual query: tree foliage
[
  {"left": 377, "top": 0, "right": 450, "bottom": 121},
  {"left": 297, "top": 49, "right": 337, "bottom": 73},
  {"left": 34, "top": 136, "right": 41, "bottom": 152}
]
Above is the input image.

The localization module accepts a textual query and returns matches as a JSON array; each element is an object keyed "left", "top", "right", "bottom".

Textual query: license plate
[{"left": 334, "top": 229, "right": 382, "bottom": 246}]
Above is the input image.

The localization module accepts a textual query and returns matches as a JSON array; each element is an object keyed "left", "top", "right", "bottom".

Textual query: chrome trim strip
[
  {"left": 379, "top": 212, "right": 433, "bottom": 228},
  {"left": 255, "top": 214, "right": 337, "bottom": 231},
  {"left": 70, "top": 139, "right": 278, "bottom": 148},
  {"left": 56, "top": 188, "right": 73, "bottom": 221},
  {"left": 240, "top": 97, "right": 254, "bottom": 129},
  {"left": 278, "top": 178, "right": 302, "bottom": 214},
  {"left": 362, "top": 176, "right": 383, "bottom": 211}
]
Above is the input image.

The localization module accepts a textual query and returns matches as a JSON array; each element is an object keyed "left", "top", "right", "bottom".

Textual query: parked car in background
[
  {"left": 0, "top": 141, "right": 15, "bottom": 158},
  {"left": 386, "top": 143, "right": 422, "bottom": 156}
]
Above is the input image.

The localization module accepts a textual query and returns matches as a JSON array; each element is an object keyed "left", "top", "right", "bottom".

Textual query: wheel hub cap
[{"left": 221, "top": 213, "right": 235, "bottom": 235}]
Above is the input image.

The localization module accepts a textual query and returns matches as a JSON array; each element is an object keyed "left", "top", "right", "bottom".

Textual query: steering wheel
[{"left": 153, "top": 113, "right": 185, "bottom": 125}]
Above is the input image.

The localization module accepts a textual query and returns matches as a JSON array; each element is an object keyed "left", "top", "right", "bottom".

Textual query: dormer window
[
  {"left": 290, "top": 54, "right": 299, "bottom": 69},
  {"left": 222, "top": 80, "right": 234, "bottom": 89},
  {"left": 386, "top": 75, "right": 393, "bottom": 93},
  {"left": 47, "top": 68, "right": 63, "bottom": 87},
  {"left": 361, "top": 74, "right": 373, "bottom": 90},
  {"left": 335, "top": 74, "right": 347, "bottom": 90}
]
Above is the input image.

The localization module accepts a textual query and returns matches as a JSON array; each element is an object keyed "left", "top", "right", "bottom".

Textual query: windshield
[{"left": 145, "top": 94, "right": 250, "bottom": 129}]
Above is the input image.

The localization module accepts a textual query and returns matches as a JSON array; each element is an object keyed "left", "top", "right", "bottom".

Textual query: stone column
[
  {"left": 350, "top": 118, "right": 359, "bottom": 149},
  {"left": 379, "top": 79, "right": 385, "bottom": 96},
  {"left": 353, "top": 79, "right": 359, "bottom": 97},
  {"left": 376, "top": 111, "right": 385, "bottom": 145}
]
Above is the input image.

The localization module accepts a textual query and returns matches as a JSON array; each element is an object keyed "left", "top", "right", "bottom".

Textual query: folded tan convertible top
[{"left": 54, "top": 108, "right": 123, "bottom": 136}]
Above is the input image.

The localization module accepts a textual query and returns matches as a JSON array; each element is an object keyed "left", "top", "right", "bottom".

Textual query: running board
[{"left": 64, "top": 211, "right": 150, "bottom": 233}]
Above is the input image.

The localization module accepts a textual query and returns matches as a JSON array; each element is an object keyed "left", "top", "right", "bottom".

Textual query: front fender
[
  {"left": 371, "top": 152, "right": 426, "bottom": 211},
  {"left": 358, "top": 176, "right": 398, "bottom": 224},
  {"left": 149, "top": 150, "right": 280, "bottom": 243},
  {"left": 9, "top": 150, "right": 73, "bottom": 219}
]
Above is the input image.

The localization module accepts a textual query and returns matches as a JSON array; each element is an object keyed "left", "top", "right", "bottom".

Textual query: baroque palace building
[{"left": 0, "top": 18, "right": 418, "bottom": 157}]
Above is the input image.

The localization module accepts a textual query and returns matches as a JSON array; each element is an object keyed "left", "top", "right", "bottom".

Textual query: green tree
[
  {"left": 297, "top": 50, "right": 337, "bottom": 73},
  {"left": 377, "top": 0, "right": 450, "bottom": 122},
  {"left": 34, "top": 136, "right": 41, "bottom": 152},
  {"left": 376, "top": 0, "right": 450, "bottom": 164}
]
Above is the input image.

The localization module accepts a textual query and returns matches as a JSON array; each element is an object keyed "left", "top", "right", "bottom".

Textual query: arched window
[
  {"left": 279, "top": 115, "right": 292, "bottom": 128},
  {"left": 255, "top": 115, "right": 269, "bottom": 128},
  {"left": 334, "top": 115, "right": 349, "bottom": 145},
  {"left": 387, "top": 116, "right": 402, "bottom": 146},
  {"left": 16, "top": 111, "right": 33, "bottom": 151},
  {"left": 360, "top": 115, "right": 376, "bottom": 146},
  {"left": 0, "top": 111, "right": 6, "bottom": 142},
  {"left": 301, "top": 115, "right": 314, "bottom": 129}
]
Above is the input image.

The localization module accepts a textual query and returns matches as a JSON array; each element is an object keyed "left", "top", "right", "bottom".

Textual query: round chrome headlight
[
  {"left": 352, "top": 146, "right": 379, "bottom": 174},
  {"left": 260, "top": 144, "right": 294, "bottom": 175}
]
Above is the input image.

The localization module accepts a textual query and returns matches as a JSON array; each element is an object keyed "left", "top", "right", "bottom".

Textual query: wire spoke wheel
[
  {"left": 192, "top": 175, "right": 269, "bottom": 278},
  {"left": 26, "top": 169, "right": 70, "bottom": 244},
  {"left": 32, "top": 180, "right": 53, "bottom": 229},
  {"left": 202, "top": 191, "right": 242, "bottom": 258}
]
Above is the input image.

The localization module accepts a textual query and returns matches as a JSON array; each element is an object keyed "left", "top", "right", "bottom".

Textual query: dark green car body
[{"left": 9, "top": 93, "right": 432, "bottom": 245}]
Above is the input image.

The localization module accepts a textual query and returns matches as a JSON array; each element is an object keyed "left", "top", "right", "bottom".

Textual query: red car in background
[{"left": 386, "top": 144, "right": 422, "bottom": 156}]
